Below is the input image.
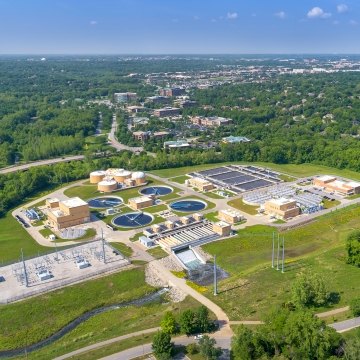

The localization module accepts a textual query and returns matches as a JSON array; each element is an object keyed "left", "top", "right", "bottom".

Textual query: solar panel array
[{"left": 196, "top": 165, "right": 281, "bottom": 193}]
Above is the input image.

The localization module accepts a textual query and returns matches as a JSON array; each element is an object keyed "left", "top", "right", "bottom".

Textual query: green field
[
  {"left": 111, "top": 242, "right": 134, "bottom": 257},
  {"left": 169, "top": 175, "right": 190, "bottom": 184},
  {"left": 0, "top": 213, "right": 48, "bottom": 263},
  {"left": 151, "top": 161, "right": 360, "bottom": 181},
  {"left": 0, "top": 268, "right": 154, "bottom": 351},
  {"left": 227, "top": 198, "right": 259, "bottom": 215},
  {"left": 202, "top": 205, "right": 360, "bottom": 320},
  {"left": 204, "top": 211, "right": 219, "bottom": 222},
  {"left": 146, "top": 246, "right": 168, "bottom": 259},
  {"left": 18, "top": 296, "right": 206, "bottom": 360},
  {"left": 39, "top": 228, "right": 97, "bottom": 242}
]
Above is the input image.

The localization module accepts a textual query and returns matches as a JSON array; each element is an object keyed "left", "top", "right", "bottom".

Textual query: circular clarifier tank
[
  {"left": 87, "top": 196, "right": 123, "bottom": 209},
  {"left": 112, "top": 212, "right": 154, "bottom": 228},
  {"left": 140, "top": 185, "right": 173, "bottom": 196},
  {"left": 169, "top": 199, "right": 207, "bottom": 212}
]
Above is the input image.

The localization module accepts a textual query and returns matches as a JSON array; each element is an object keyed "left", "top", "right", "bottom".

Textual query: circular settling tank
[
  {"left": 112, "top": 212, "right": 153, "bottom": 228},
  {"left": 140, "top": 186, "right": 173, "bottom": 197},
  {"left": 170, "top": 199, "right": 207, "bottom": 212},
  {"left": 88, "top": 196, "right": 123, "bottom": 209}
]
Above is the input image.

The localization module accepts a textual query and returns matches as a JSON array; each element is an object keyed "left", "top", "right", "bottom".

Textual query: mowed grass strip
[
  {"left": 202, "top": 204, "right": 360, "bottom": 320},
  {"left": 228, "top": 198, "right": 259, "bottom": 215},
  {"left": 0, "top": 213, "right": 48, "bottom": 263},
  {"left": 0, "top": 268, "right": 154, "bottom": 351}
]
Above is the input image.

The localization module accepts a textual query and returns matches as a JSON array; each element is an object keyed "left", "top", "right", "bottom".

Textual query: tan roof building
[
  {"left": 188, "top": 177, "right": 215, "bottom": 192},
  {"left": 128, "top": 195, "right": 154, "bottom": 210},
  {"left": 46, "top": 197, "right": 90, "bottom": 231},
  {"left": 218, "top": 209, "right": 243, "bottom": 224},
  {"left": 264, "top": 198, "right": 300, "bottom": 220},
  {"left": 313, "top": 176, "right": 360, "bottom": 195}
]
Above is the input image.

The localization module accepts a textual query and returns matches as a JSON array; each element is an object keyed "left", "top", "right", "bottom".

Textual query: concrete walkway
[
  {"left": 316, "top": 306, "right": 350, "bottom": 318},
  {"left": 329, "top": 316, "right": 360, "bottom": 333}
]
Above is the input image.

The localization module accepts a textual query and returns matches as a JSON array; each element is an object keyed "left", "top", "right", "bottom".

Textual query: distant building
[
  {"left": 114, "top": 92, "right": 137, "bottom": 103},
  {"left": 313, "top": 176, "right": 360, "bottom": 196},
  {"left": 190, "top": 116, "right": 232, "bottom": 127},
  {"left": 153, "top": 131, "right": 170, "bottom": 139},
  {"left": 222, "top": 136, "right": 250, "bottom": 144},
  {"left": 126, "top": 105, "right": 145, "bottom": 113},
  {"left": 139, "top": 236, "right": 155, "bottom": 248},
  {"left": 164, "top": 140, "right": 190, "bottom": 149},
  {"left": 131, "top": 117, "right": 149, "bottom": 126},
  {"left": 159, "top": 87, "right": 185, "bottom": 97},
  {"left": 133, "top": 131, "right": 150, "bottom": 142},
  {"left": 264, "top": 198, "right": 300, "bottom": 220},
  {"left": 174, "top": 99, "right": 197, "bottom": 108},
  {"left": 46, "top": 197, "right": 90, "bottom": 230},
  {"left": 145, "top": 96, "right": 171, "bottom": 104},
  {"left": 153, "top": 107, "right": 180, "bottom": 117}
]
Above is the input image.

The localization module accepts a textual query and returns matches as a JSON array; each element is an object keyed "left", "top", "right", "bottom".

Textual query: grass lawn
[
  {"left": 322, "top": 199, "right": 341, "bottom": 209},
  {"left": 64, "top": 184, "right": 99, "bottom": 200},
  {"left": 0, "top": 268, "right": 154, "bottom": 352},
  {"left": 22, "top": 296, "right": 206, "bottom": 360},
  {"left": 129, "top": 232, "right": 143, "bottom": 242},
  {"left": 146, "top": 246, "right": 168, "bottom": 259},
  {"left": 151, "top": 161, "right": 360, "bottom": 182},
  {"left": 0, "top": 213, "right": 48, "bottom": 264},
  {"left": 144, "top": 204, "right": 168, "bottom": 214},
  {"left": 110, "top": 242, "right": 134, "bottom": 257},
  {"left": 169, "top": 175, "right": 190, "bottom": 184},
  {"left": 202, "top": 204, "right": 360, "bottom": 320},
  {"left": 203, "top": 191, "right": 224, "bottom": 199},
  {"left": 228, "top": 198, "right": 259, "bottom": 215},
  {"left": 39, "top": 228, "right": 97, "bottom": 243},
  {"left": 204, "top": 211, "right": 219, "bottom": 222}
]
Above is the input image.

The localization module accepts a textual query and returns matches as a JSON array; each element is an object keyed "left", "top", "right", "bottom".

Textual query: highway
[{"left": 0, "top": 155, "right": 85, "bottom": 175}]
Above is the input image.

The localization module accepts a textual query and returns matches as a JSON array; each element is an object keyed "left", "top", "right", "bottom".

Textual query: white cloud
[
  {"left": 307, "top": 7, "right": 332, "bottom": 19},
  {"left": 193, "top": 15, "right": 200, "bottom": 21},
  {"left": 337, "top": 4, "right": 348, "bottom": 13},
  {"left": 275, "top": 11, "right": 286, "bottom": 19},
  {"left": 90, "top": 20, "right": 98, "bottom": 25},
  {"left": 227, "top": 12, "right": 238, "bottom": 20},
  {"left": 349, "top": 19, "right": 358, "bottom": 26}
]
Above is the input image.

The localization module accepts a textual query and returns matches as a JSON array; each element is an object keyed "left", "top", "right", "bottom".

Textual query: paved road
[
  {"left": 329, "top": 316, "right": 360, "bottom": 333},
  {"left": 108, "top": 114, "right": 144, "bottom": 153},
  {"left": 0, "top": 155, "right": 85, "bottom": 175},
  {"left": 54, "top": 327, "right": 161, "bottom": 360},
  {"left": 99, "top": 335, "right": 231, "bottom": 360}
]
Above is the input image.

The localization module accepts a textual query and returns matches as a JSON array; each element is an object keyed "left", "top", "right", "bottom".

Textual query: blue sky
[{"left": 0, "top": 0, "right": 359, "bottom": 54}]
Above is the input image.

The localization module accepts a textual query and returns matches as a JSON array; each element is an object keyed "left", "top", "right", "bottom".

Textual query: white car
[{"left": 194, "top": 334, "right": 204, "bottom": 340}]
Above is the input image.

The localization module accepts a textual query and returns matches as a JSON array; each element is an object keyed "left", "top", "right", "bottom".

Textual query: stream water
[{"left": 0, "top": 288, "right": 167, "bottom": 358}]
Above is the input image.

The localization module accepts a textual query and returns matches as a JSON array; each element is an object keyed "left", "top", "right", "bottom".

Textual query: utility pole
[
  {"left": 276, "top": 234, "right": 280, "bottom": 271},
  {"left": 101, "top": 229, "right": 106, "bottom": 264},
  {"left": 213, "top": 255, "right": 217, "bottom": 296},
  {"left": 282, "top": 237, "right": 285, "bottom": 273},
  {"left": 21, "top": 249, "right": 28, "bottom": 287},
  {"left": 271, "top": 232, "right": 275, "bottom": 268}
]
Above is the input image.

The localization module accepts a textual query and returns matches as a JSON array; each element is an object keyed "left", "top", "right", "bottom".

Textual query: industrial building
[
  {"left": 89, "top": 169, "right": 147, "bottom": 193},
  {"left": 46, "top": 197, "right": 90, "bottom": 230},
  {"left": 218, "top": 209, "right": 243, "bottom": 224},
  {"left": 153, "top": 107, "right": 180, "bottom": 117},
  {"left": 186, "top": 177, "right": 215, "bottom": 192},
  {"left": 190, "top": 116, "right": 233, "bottom": 127},
  {"left": 212, "top": 221, "right": 232, "bottom": 236},
  {"left": 264, "top": 198, "right": 300, "bottom": 220},
  {"left": 128, "top": 195, "right": 154, "bottom": 210},
  {"left": 313, "top": 176, "right": 360, "bottom": 196},
  {"left": 133, "top": 131, "right": 150, "bottom": 142}
]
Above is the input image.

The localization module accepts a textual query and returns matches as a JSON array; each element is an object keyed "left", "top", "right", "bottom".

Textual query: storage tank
[
  {"left": 132, "top": 171, "right": 146, "bottom": 185},
  {"left": 90, "top": 170, "right": 106, "bottom": 184},
  {"left": 114, "top": 170, "right": 132, "bottom": 184},
  {"left": 97, "top": 179, "right": 118, "bottom": 193}
]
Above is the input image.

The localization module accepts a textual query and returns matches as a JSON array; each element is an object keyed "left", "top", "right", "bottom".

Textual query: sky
[{"left": 0, "top": 0, "right": 359, "bottom": 54}]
